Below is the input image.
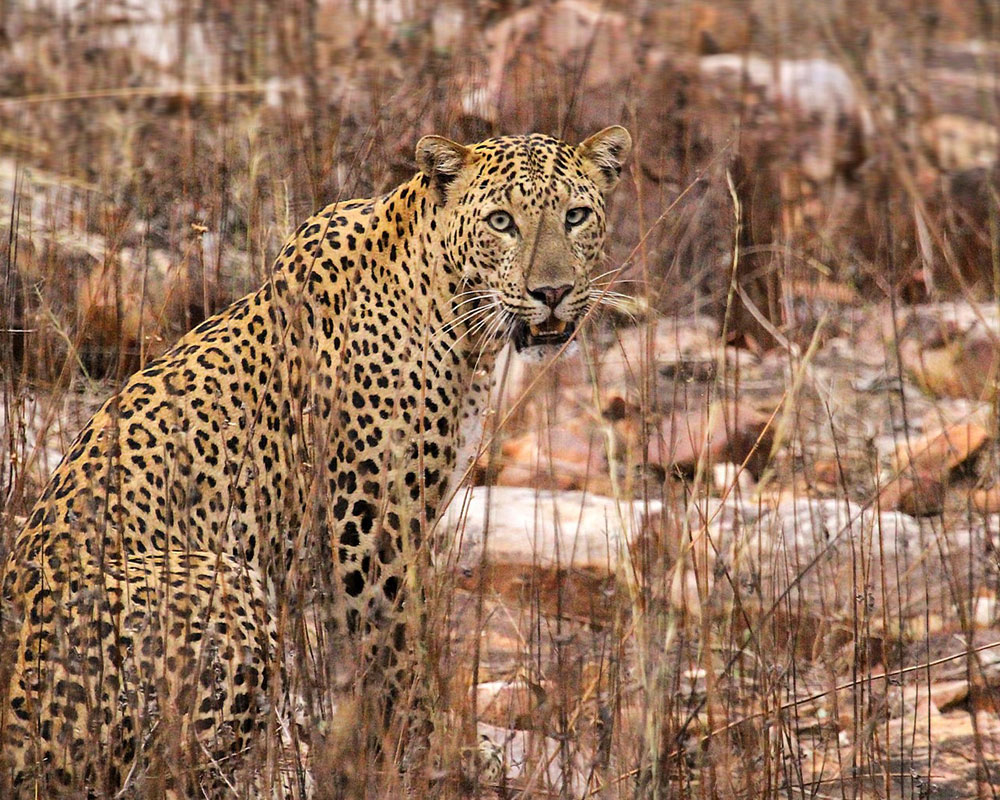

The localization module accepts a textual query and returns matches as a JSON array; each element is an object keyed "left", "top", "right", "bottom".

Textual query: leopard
[{"left": 0, "top": 125, "right": 631, "bottom": 797}]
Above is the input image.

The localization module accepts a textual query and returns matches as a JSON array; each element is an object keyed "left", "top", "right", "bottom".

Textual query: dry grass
[{"left": 2, "top": 1, "right": 1000, "bottom": 798}]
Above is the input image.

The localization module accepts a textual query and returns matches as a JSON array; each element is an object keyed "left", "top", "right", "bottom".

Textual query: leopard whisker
[
  {"left": 435, "top": 313, "right": 492, "bottom": 347},
  {"left": 589, "top": 266, "right": 630, "bottom": 282},
  {"left": 590, "top": 295, "right": 638, "bottom": 324},
  {"left": 483, "top": 308, "right": 509, "bottom": 345},
  {"left": 451, "top": 293, "right": 498, "bottom": 312},
  {"left": 472, "top": 309, "right": 512, "bottom": 374},
  {"left": 465, "top": 308, "right": 502, "bottom": 339},
  {"left": 592, "top": 279, "right": 643, "bottom": 287},
  {"left": 446, "top": 302, "right": 497, "bottom": 328},
  {"left": 589, "top": 290, "right": 635, "bottom": 303},
  {"left": 437, "top": 302, "right": 498, "bottom": 338},
  {"left": 451, "top": 288, "right": 497, "bottom": 303},
  {"left": 443, "top": 306, "right": 502, "bottom": 355}
]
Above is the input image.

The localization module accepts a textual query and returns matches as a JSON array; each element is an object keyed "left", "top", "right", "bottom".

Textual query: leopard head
[{"left": 416, "top": 126, "right": 631, "bottom": 358}]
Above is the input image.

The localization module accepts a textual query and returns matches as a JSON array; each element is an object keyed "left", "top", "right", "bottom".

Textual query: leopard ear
[
  {"left": 579, "top": 126, "right": 632, "bottom": 193},
  {"left": 416, "top": 135, "right": 473, "bottom": 205}
]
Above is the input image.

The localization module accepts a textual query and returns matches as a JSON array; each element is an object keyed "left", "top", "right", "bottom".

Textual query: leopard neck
[{"left": 272, "top": 176, "right": 495, "bottom": 432}]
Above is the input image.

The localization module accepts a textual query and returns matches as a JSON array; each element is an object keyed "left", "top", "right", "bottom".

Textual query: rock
[
  {"left": 647, "top": 400, "right": 773, "bottom": 479},
  {"left": 586, "top": 318, "right": 774, "bottom": 480},
  {"left": 476, "top": 721, "right": 590, "bottom": 795},
  {"left": 698, "top": 55, "right": 861, "bottom": 122},
  {"left": 972, "top": 487, "right": 1000, "bottom": 514},
  {"left": 444, "top": 487, "right": 660, "bottom": 617},
  {"left": 921, "top": 114, "right": 999, "bottom": 171},
  {"left": 893, "top": 423, "right": 990, "bottom": 475},
  {"left": 595, "top": 315, "right": 724, "bottom": 394},
  {"left": 638, "top": 495, "right": 761, "bottom": 618},
  {"left": 446, "top": 487, "right": 659, "bottom": 573},
  {"left": 880, "top": 423, "right": 990, "bottom": 515},
  {"left": 712, "top": 461, "right": 756, "bottom": 493},
  {"left": 930, "top": 678, "right": 1000, "bottom": 714},
  {"left": 900, "top": 328, "right": 1000, "bottom": 401},
  {"left": 973, "top": 590, "right": 999, "bottom": 629},
  {"left": 747, "top": 497, "right": 927, "bottom": 629},
  {"left": 698, "top": 53, "right": 869, "bottom": 182},
  {"left": 757, "top": 497, "right": 922, "bottom": 557},
  {"left": 491, "top": 420, "right": 612, "bottom": 493},
  {"left": 645, "top": 3, "right": 750, "bottom": 54},
  {"left": 879, "top": 473, "right": 947, "bottom": 516},
  {"left": 474, "top": 679, "right": 548, "bottom": 731},
  {"left": 812, "top": 458, "right": 844, "bottom": 487}
]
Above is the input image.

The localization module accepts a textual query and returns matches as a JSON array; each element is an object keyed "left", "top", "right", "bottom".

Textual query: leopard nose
[{"left": 527, "top": 284, "right": 573, "bottom": 310}]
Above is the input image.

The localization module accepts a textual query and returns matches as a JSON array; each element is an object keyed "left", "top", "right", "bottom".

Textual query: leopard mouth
[{"left": 512, "top": 317, "right": 576, "bottom": 352}]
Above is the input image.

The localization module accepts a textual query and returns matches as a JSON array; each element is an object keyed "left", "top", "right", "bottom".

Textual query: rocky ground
[
  {"left": 2, "top": 0, "right": 1000, "bottom": 796},
  {"left": 433, "top": 301, "right": 1000, "bottom": 797},
  {"left": 5, "top": 301, "right": 998, "bottom": 797}
]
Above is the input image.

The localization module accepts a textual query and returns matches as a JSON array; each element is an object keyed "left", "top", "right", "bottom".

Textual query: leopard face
[{"left": 418, "top": 127, "right": 631, "bottom": 359}]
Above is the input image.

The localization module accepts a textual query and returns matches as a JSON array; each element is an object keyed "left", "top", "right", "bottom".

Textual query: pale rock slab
[{"left": 443, "top": 487, "right": 660, "bottom": 577}]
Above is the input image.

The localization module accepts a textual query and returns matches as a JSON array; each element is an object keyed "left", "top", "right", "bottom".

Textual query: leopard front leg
[{"left": 309, "top": 440, "right": 469, "bottom": 787}]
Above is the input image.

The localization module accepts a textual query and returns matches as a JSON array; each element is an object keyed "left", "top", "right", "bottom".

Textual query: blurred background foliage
[{"left": 2, "top": 0, "right": 999, "bottom": 385}]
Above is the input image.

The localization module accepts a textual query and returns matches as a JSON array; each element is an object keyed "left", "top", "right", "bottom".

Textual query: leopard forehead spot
[{"left": 2, "top": 128, "right": 630, "bottom": 794}]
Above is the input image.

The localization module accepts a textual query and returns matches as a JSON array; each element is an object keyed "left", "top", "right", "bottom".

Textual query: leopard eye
[
  {"left": 565, "top": 207, "right": 591, "bottom": 227},
  {"left": 486, "top": 210, "right": 515, "bottom": 233}
]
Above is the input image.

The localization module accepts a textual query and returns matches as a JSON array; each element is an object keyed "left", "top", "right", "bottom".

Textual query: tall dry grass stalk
[{"left": 2, "top": 1, "right": 1000, "bottom": 798}]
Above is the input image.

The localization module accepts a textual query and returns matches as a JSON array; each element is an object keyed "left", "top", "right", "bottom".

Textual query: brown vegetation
[{"left": 3, "top": 0, "right": 1000, "bottom": 797}]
